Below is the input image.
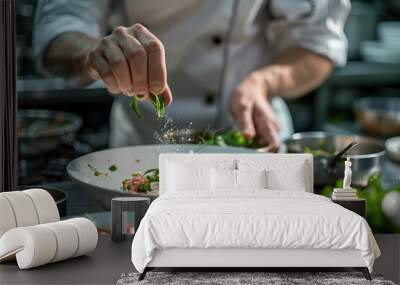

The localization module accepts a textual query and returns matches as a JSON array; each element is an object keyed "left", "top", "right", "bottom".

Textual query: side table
[{"left": 332, "top": 199, "right": 366, "bottom": 218}]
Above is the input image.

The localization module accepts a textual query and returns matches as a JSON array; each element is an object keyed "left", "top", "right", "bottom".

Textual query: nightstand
[{"left": 332, "top": 199, "right": 366, "bottom": 218}]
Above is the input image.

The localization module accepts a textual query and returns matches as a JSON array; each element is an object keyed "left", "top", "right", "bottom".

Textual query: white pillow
[
  {"left": 266, "top": 164, "right": 306, "bottom": 191},
  {"left": 237, "top": 158, "right": 308, "bottom": 192},
  {"left": 212, "top": 168, "right": 237, "bottom": 190},
  {"left": 167, "top": 163, "right": 212, "bottom": 191},
  {"left": 236, "top": 169, "right": 267, "bottom": 189}
]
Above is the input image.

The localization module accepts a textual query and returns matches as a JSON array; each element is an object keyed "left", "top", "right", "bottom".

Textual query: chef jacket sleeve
[
  {"left": 266, "top": 0, "right": 351, "bottom": 66},
  {"left": 33, "top": 0, "right": 110, "bottom": 72}
]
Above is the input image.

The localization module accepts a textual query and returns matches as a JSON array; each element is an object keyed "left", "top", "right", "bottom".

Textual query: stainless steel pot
[
  {"left": 18, "top": 109, "right": 82, "bottom": 157},
  {"left": 285, "top": 132, "right": 385, "bottom": 187}
]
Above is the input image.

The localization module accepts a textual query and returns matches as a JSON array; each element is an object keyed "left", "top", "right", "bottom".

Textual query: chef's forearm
[
  {"left": 255, "top": 47, "right": 333, "bottom": 99},
  {"left": 42, "top": 33, "right": 100, "bottom": 85}
]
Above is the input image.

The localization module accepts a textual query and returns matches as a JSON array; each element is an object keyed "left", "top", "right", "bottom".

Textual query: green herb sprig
[
  {"left": 130, "top": 96, "right": 143, "bottom": 118},
  {"left": 152, "top": 94, "right": 166, "bottom": 119},
  {"left": 129, "top": 93, "right": 166, "bottom": 119}
]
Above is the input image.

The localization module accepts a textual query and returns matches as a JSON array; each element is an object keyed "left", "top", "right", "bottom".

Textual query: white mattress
[{"left": 131, "top": 190, "right": 380, "bottom": 273}]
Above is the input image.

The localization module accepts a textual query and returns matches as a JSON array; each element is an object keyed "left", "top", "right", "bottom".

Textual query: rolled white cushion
[
  {"left": 23, "top": 189, "right": 60, "bottom": 224},
  {"left": 0, "top": 226, "right": 57, "bottom": 269},
  {"left": 1, "top": 192, "right": 39, "bottom": 227},
  {"left": 42, "top": 221, "right": 79, "bottom": 262},
  {"left": 0, "top": 218, "right": 97, "bottom": 269},
  {"left": 63, "top": 218, "right": 98, "bottom": 257},
  {"left": 0, "top": 196, "right": 17, "bottom": 237}
]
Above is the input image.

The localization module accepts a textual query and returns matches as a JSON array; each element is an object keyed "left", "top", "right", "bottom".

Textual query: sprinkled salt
[{"left": 153, "top": 116, "right": 195, "bottom": 146}]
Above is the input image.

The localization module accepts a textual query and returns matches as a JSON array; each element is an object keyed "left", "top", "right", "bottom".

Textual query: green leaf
[
  {"left": 152, "top": 94, "right": 166, "bottom": 118},
  {"left": 108, "top": 164, "right": 117, "bottom": 172},
  {"left": 130, "top": 96, "right": 143, "bottom": 118},
  {"left": 215, "top": 135, "right": 227, "bottom": 147}
]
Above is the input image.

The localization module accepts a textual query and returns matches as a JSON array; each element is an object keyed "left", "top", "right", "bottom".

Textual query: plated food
[
  {"left": 200, "top": 129, "right": 261, "bottom": 148},
  {"left": 122, "top": 169, "right": 159, "bottom": 193}
]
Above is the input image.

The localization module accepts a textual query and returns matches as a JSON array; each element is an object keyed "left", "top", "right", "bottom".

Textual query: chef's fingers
[
  {"left": 230, "top": 93, "right": 256, "bottom": 139},
  {"left": 265, "top": 101, "right": 280, "bottom": 131},
  {"left": 101, "top": 36, "right": 132, "bottom": 93},
  {"left": 86, "top": 51, "right": 119, "bottom": 94},
  {"left": 130, "top": 24, "right": 167, "bottom": 96},
  {"left": 161, "top": 84, "right": 173, "bottom": 106},
  {"left": 113, "top": 27, "right": 149, "bottom": 101},
  {"left": 254, "top": 108, "right": 280, "bottom": 152}
]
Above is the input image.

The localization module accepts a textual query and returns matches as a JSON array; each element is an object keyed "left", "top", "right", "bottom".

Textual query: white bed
[{"left": 131, "top": 154, "right": 380, "bottom": 280}]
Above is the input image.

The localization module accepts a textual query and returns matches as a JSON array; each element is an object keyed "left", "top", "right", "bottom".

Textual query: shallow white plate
[
  {"left": 386, "top": 137, "right": 400, "bottom": 163},
  {"left": 361, "top": 41, "right": 400, "bottom": 63},
  {"left": 378, "top": 22, "right": 400, "bottom": 47},
  {"left": 67, "top": 144, "right": 256, "bottom": 201}
]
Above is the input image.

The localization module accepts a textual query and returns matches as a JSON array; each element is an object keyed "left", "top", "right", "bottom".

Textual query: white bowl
[
  {"left": 67, "top": 144, "right": 256, "bottom": 208},
  {"left": 361, "top": 41, "right": 400, "bottom": 63},
  {"left": 378, "top": 22, "right": 400, "bottom": 47},
  {"left": 386, "top": 137, "right": 400, "bottom": 163}
]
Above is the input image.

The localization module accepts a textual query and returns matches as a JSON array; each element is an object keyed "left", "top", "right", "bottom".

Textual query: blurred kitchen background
[{"left": 15, "top": 0, "right": 400, "bottom": 226}]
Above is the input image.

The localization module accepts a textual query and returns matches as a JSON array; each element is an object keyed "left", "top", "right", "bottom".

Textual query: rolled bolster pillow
[
  {"left": 64, "top": 218, "right": 98, "bottom": 257},
  {"left": 0, "top": 218, "right": 97, "bottom": 269},
  {"left": 1, "top": 192, "right": 39, "bottom": 227},
  {"left": 0, "top": 226, "right": 57, "bottom": 269},
  {"left": 42, "top": 221, "right": 79, "bottom": 263},
  {"left": 23, "top": 189, "right": 60, "bottom": 224},
  {"left": 0, "top": 196, "right": 17, "bottom": 237}
]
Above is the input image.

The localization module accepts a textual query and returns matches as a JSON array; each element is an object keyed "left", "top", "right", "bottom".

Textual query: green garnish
[
  {"left": 199, "top": 129, "right": 256, "bottom": 148},
  {"left": 130, "top": 96, "right": 143, "bottom": 118},
  {"left": 303, "top": 146, "right": 334, "bottom": 157},
  {"left": 109, "top": 164, "right": 117, "bottom": 172},
  {"left": 87, "top": 163, "right": 109, "bottom": 178},
  {"left": 152, "top": 94, "right": 166, "bottom": 118},
  {"left": 129, "top": 94, "right": 166, "bottom": 119}
]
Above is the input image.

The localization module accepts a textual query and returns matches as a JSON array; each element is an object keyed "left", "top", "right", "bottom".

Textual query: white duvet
[{"left": 131, "top": 190, "right": 380, "bottom": 273}]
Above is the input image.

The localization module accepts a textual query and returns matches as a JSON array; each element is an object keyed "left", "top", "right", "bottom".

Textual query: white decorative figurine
[
  {"left": 343, "top": 157, "right": 352, "bottom": 190},
  {"left": 332, "top": 157, "right": 357, "bottom": 200}
]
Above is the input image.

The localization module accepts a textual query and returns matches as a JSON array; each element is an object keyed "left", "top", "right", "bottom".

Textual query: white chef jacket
[{"left": 34, "top": 0, "right": 350, "bottom": 147}]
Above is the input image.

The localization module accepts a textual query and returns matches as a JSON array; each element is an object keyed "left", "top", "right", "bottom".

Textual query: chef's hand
[
  {"left": 84, "top": 24, "right": 172, "bottom": 104},
  {"left": 229, "top": 72, "right": 280, "bottom": 152}
]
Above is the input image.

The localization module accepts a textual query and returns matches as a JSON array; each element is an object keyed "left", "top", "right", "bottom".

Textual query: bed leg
[
  {"left": 354, "top": 267, "right": 371, "bottom": 280},
  {"left": 138, "top": 268, "right": 147, "bottom": 281}
]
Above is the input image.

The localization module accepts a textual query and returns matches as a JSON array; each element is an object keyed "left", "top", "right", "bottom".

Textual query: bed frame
[
  {"left": 137, "top": 154, "right": 372, "bottom": 281},
  {"left": 138, "top": 248, "right": 371, "bottom": 280}
]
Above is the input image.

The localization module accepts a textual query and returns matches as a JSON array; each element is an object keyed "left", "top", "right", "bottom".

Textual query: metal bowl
[
  {"left": 18, "top": 109, "right": 82, "bottom": 157},
  {"left": 354, "top": 97, "right": 400, "bottom": 136},
  {"left": 285, "top": 132, "right": 385, "bottom": 187}
]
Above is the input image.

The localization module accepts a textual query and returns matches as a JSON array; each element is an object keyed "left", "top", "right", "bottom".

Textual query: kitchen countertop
[{"left": 0, "top": 236, "right": 134, "bottom": 285}]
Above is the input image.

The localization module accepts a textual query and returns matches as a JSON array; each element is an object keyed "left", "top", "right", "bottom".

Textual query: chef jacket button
[
  {"left": 205, "top": 93, "right": 215, "bottom": 105},
  {"left": 211, "top": 35, "right": 223, "bottom": 46}
]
